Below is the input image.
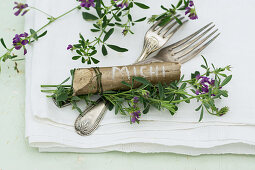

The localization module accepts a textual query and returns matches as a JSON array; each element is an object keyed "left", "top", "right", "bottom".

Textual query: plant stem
[
  {"left": 36, "top": 5, "right": 80, "bottom": 33},
  {"left": 41, "top": 85, "right": 71, "bottom": 88},
  {"left": 30, "top": 6, "right": 53, "bottom": 17}
]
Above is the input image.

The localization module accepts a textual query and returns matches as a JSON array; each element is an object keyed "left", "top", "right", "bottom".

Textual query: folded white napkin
[
  {"left": 25, "top": 0, "right": 255, "bottom": 155},
  {"left": 29, "top": 0, "right": 255, "bottom": 126}
]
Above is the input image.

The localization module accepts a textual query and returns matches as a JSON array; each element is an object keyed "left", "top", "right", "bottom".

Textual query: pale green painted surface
[{"left": 0, "top": 0, "right": 254, "bottom": 170}]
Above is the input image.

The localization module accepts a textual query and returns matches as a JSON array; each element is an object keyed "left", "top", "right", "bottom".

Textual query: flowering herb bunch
[
  {"left": 41, "top": 57, "right": 232, "bottom": 124},
  {"left": 68, "top": 0, "right": 151, "bottom": 64},
  {"left": 0, "top": 0, "right": 198, "bottom": 70}
]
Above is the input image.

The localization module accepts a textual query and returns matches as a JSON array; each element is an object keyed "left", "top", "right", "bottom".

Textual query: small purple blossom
[
  {"left": 67, "top": 44, "right": 73, "bottom": 50},
  {"left": 130, "top": 96, "right": 141, "bottom": 123},
  {"left": 13, "top": 2, "right": 29, "bottom": 16},
  {"left": 195, "top": 74, "right": 216, "bottom": 96},
  {"left": 133, "top": 96, "right": 139, "bottom": 103},
  {"left": 12, "top": 32, "right": 29, "bottom": 55},
  {"left": 185, "top": 1, "right": 198, "bottom": 20},
  {"left": 114, "top": 0, "right": 129, "bottom": 8},
  {"left": 79, "top": 0, "right": 95, "bottom": 8},
  {"left": 131, "top": 110, "right": 141, "bottom": 123},
  {"left": 189, "top": 1, "right": 194, "bottom": 7}
]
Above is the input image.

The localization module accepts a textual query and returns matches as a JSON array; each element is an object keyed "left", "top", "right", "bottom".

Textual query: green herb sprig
[
  {"left": 69, "top": 0, "right": 150, "bottom": 64},
  {"left": 41, "top": 57, "right": 232, "bottom": 123}
]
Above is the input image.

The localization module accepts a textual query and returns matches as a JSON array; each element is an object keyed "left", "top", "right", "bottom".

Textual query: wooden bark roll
[{"left": 73, "top": 62, "right": 181, "bottom": 95}]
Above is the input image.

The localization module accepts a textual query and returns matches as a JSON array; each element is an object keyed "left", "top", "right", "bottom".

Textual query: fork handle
[
  {"left": 135, "top": 47, "right": 149, "bottom": 63},
  {"left": 135, "top": 37, "right": 160, "bottom": 63}
]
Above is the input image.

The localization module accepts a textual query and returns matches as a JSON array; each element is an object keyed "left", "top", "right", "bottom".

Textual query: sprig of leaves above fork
[
  {"left": 149, "top": 0, "right": 198, "bottom": 26},
  {"left": 41, "top": 57, "right": 232, "bottom": 124}
]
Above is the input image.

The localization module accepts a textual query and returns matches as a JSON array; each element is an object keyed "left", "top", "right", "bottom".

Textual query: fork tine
[
  {"left": 156, "top": 15, "right": 183, "bottom": 33},
  {"left": 168, "top": 22, "right": 213, "bottom": 49},
  {"left": 158, "top": 16, "right": 185, "bottom": 35},
  {"left": 174, "top": 25, "right": 215, "bottom": 53},
  {"left": 176, "top": 29, "right": 218, "bottom": 58},
  {"left": 150, "top": 19, "right": 163, "bottom": 31},
  {"left": 179, "top": 33, "right": 220, "bottom": 64},
  {"left": 164, "top": 20, "right": 188, "bottom": 39}
]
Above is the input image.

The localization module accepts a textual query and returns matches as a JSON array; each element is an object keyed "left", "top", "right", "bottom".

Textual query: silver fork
[
  {"left": 74, "top": 15, "right": 187, "bottom": 136},
  {"left": 136, "top": 14, "right": 187, "bottom": 62},
  {"left": 138, "top": 22, "right": 220, "bottom": 65},
  {"left": 75, "top": 22, "right": 220, "bottom": 136}
]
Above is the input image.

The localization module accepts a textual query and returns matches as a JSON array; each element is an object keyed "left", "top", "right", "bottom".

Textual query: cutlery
[{"left": 74, "top": 15, "right": 188, "bottom": 136}]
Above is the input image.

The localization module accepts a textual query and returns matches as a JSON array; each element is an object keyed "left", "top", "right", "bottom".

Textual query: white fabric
[{"left": 25, "top": 0, "right": 255, "bottom": 155}]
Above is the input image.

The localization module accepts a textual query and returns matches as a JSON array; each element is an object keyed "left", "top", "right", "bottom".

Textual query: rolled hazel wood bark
[{"left": 73, "top": 62, "right": 181, "bottom": 95}]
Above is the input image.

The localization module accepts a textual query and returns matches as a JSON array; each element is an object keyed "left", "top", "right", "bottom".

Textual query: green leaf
[
  {"left": 76, "top": 50, "right": 83, "bottom": 56},
  {"left": 107, "top": 102, "right": 114, "bottom": 111},
  {"left": 82, "top": 57, "right": 86, "bottom": 63},
  {"left": 56, "top": 93, "right": 69, "bottom": 102},
  {"left": 72, "top": 56, "right": 81, "bottom": 60},
  {"left": 195, "top": 105, "right": 202, "bottom": 111},
  {"left": 60, "top": 77, "right": 70, "bottom": 85},
  {"left": 202, "top": 55, "right": 208, "bottom": 67},
  {"left": 180, "top": 83, "right": 187, "bottom": 90},
  {"left": 103, "top": 91, "right": 117, "bottom": 94},
  {"left": 0, "top": 38, "right": 7, "bottom": 49},
  {"left": 91, "top": 29, "right": 100, "bottom": 32},
  {"left": 160, "top": 5, "right": 168, "bottom": 11},
  {"left": 134, "top": 17, "right": 146, "bottom": 22},
  {"left": 95, "top": 0, "right": 102, "bottom": 17},
  {"left": 134, "top": 2, "right": 150, "bottom": 9},
  {"left": 90, "top": 50, "right": 97, "bottom": 56},
  {"left": 107, "top": 44, "right": 128, "bottom": 52},
  {"left": 37, "top": 30, "right": 47, "bottom": 39},
  {"left": 176, "top": 0, "right": 183, "bottom": 8},
  {"left": 71, "top": 101, "right": 83, "bottom": 114},
  {"left": 102, "top": 44, "right": 108, "bottom": 56},
  {"left": 143, "top": 104, "right": 150, "bottom": 114},
  {"left": 128, "top": 14, "right": 132, "bottom": 21},
  {"left": 87, "top": 57, "right": 91, "bottom": 64},
  {"left": 220, "top": 90, "right": 228, "bottom": 97},
  {"left": 113, "top": 13, "right": 121, "bottom": 21},
  {"left": 30, "top": 29, "right": 38, "bottom": 40},
  {"left": 91, "top": 57, "right": 100, "bottom": 64},
  {"left": 121, "top": 81, "right": 132, "bottom": 88},
  {"left": 82, "top": 12, "right": 98, "bottom": 21},
  {"left": 115, "top": 104, "right": 119, "bottom": 115},
  {"left": 159, "top": 16, "right": 172, "bottom": 26},
  {"left": 221, "top": 75, "right": 232, "bottom": 87},
  {"left": 158, "top": 83, "right": 164, "bottom": 100},
  {"left": 174, "top": 16, "right": 182, "bottom": 25},
  {"left": 199, "top": 107, "right": 204, "bottom": 122},
  {"left": 133, "top": 76, "right": 151, "bottom": 86},
  {"left": 103, "top": 28, "right": 114, "bottom": 42}
]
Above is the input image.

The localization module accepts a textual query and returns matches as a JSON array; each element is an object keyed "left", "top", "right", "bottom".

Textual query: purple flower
[
  {"left": 67, "top": 44, "right": 73, "bottom": 50},
  {"left": 185, "top": 1, "right": 198, "bottom": 20},
  {"left": 12, "top": 32, "right": 29, "bottom": 55},
  {"left": 114, "top": 0, "right": 129, "bottom": 8},
  {"left": 133, "top": 96, "right": 139, "bottom": 103},
  {"left": 13, "top": 2, "right": 29, "bottom": 16},
  {"left": 189, "top": 1, "right": 194, "bottom": 7},
  {"left": 131, "top": 110, "right": 141, "bottom": 123},
  {"left": 195, "top": 74, "right": 216, "bottom": 96},
  {"left": 79, "top": 0, "right": 95, "bottom": 8}
]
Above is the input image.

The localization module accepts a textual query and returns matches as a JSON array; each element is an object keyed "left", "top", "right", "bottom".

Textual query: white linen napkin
[
  {"left": 29, "top": 0, "right": 255, "bottom": 126},
  {"left": 25, "top": 0, "right": 255, "bottom": 155}
]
